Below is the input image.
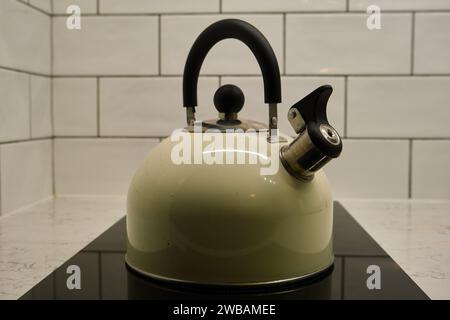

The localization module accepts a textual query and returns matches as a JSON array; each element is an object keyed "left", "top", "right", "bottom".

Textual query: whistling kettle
[{"left": 126, "top": 19, "right": 343, "bottom": 286}]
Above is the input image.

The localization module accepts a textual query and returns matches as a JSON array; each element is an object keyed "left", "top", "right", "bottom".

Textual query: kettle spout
[{"left": 280, "top": 85, "right": 343, "bottom": 181}]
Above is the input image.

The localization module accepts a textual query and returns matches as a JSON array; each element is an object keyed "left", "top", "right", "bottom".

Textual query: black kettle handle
[{"left": 183, "top": 19, "right": 282, "bottom": 108}]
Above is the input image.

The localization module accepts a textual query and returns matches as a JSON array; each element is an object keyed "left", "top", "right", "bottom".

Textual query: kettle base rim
[{"left": 125, "top": 255, "right": 334, "bottom": 288}]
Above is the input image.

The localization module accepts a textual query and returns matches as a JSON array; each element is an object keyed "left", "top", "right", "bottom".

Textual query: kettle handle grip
[{"left": 183, "top": 19, "right": 281, "bottom": 107}]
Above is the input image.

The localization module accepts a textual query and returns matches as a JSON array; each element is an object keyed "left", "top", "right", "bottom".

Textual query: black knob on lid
[{"left": 213, "top": 84, "right": 245, "bottom": 114}]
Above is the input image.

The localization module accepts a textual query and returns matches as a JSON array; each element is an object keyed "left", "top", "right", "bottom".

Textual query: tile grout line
[
  {"left": 49, "top": 9, "right": 450, "bottom": 16},
  {"left": 52, "top": 138, "right": 56, "bottom": 196},
  {"left": 50, "top": 4, "right": 55, "bottom": 137},
  {"left": 343, "top": 76, "right": 348, "bottom": 138},
  {"left": 49, "top": 136, "right": 171, "bottom": 140},
  {"left": 0, "top": 137, "right": 64, "bottom": 146},
  {"left": 219, "top": 0, "right": 222, "bottom": 13},
  {"left": 33, "top": 136, "right": 450, "bottom": 141},
  {"left": 51, "top": 79, "right": 56, "bottom": 194},
  {"left": 97, "top": 78, "right": 100, "bottom": 137},
  {"left": 346, "top": 0, "right": 349, "bottom": 12},
  {"left": 343, "top": 137, "right": 450, "bottom": 141},
  {"left": 410, "top": 12, "right": 416, "bottom": 75},
  {"left": 50, "top": 5, "right": 54, "bottom": 134},
  {"left": 0, "top": 136, "right": 447, "bottom": 146},
  {"left": 97, "top": 0, "right": 100, "bottom": 15},
  {"left": 15, "top": 0, "right": 52, "bottom": 16},
  {"left": 28, "top": 75, "right": 33, "bottom": 139},
  {"left": 48, "top": 74, "right": 450, "bottom": 78},
  {"left": 408, "top": 139, "right": 413, "bottom": 198},
  {"left": 50, "top": 1, "right": 54, "bottom": 76},
  {"left": 50, "top": 3, "right": 56, "bottom": 195},
  {"left": 0, "top": 65, "right": 51, "bottom": 78},
  {"left": 158, "top": 15, "right": 162, "bottom": 75},
  {"left": 282, "top": 13, "right": 286, "bottom": 75}
]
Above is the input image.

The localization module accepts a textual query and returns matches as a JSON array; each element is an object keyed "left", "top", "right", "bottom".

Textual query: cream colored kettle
[{"left": 126, "top": 19, "right": 343, "bottom": 286}]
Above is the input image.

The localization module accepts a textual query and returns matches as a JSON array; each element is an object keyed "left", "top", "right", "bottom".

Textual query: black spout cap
[
  {"left": 293, "top": 85, "right": 332, "bottom": 125},
  {"left": 291, "top": 85, "right": 343, "bottom": 158}
]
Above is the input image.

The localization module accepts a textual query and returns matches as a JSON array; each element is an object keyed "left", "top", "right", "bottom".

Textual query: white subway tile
[
  {"left": 223, "top": 0, "right": 345, "bottom": 12},
  {"left": 350, "top": 0, "right": 450, "bottom": 11},
  {"left": 286, "top": 14, "right": 411, "bottom": 74},
  {"left": 161, "top": 15, "right": 283, "bottom": 75},
  {"left": 221, "top": 76, "right": 345, "bottom": 136},
  {"left": 30, "top": 75, "right": 52, "bottom": 138},
  {"left": 53, "top": 78, "right": 97, "bottom": 136},
  {"left": 347, "top": 77, "right": 450, "bottom": 138},
  {"left": 412, "top": 140, "right": 450, "bottom": 199},
  {"left": 325, "top": 139, "right": 409, "bottom": 198},
  {"left": 54, "top": 138, "right": 159, "bottom": 194},
  {"left": 100, "top": 77, "right": 218, "bottom": 137},
  {"left": 100, "top": 0, "right": 219, "bottom": 13},
  {"left": 53, "top": 0, "right": 97, "bottom": 15},
  {"left": 53, "top": 0, "right": 97, "bottom": 14},
  {"left": 29, "top": 0, "right": 52, "bottom": 13},
  {"left": 0, "top": 0, "right": 51, "bottom": 74},
  {"left": 0, "top": 140, "right": 53, "bottom": 214},
  {"left": 53, "top": 17, "right": 158, "bottom": 75},
  {"left": 0, "top": 69, "right": 30, "bottom": 142},
  {"left": 415, "top": 13, "right": 450, "bottom": 74}
]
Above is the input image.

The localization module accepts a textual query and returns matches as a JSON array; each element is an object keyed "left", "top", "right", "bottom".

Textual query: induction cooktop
[{"left": 20, "top": 202, "right": 428, "bottom": 300}]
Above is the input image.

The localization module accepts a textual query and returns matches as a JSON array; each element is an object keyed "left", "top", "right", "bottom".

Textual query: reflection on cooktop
[{"left": 20, "top": 202, "right": 428, "bottom": 300}]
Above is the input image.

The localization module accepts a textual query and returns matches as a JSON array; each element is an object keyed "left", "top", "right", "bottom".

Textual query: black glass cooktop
[{"left": 20, "top": 202, "right": 428, "bottom": 300}]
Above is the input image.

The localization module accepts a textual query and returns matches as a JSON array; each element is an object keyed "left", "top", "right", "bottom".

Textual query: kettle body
[
  {"left": 126, "top": 19, "right": 342, "bottom": 286},
  {"left": 126, "top": 132, "right": 334, "bottom": 285}
]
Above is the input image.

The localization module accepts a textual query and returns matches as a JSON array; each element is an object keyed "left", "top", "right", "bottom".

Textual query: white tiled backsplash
[
  {"left": 0, "top": 0, "right": 52, "bottom": 216},
  {"left": 1, "top": 0, "right": 450, "bottom": 216},
  {"left": 54, "top": 138, "right": 159, "bottom": 194},
  {"left": 286, "top": 13, "right": 412, "bottom": 74}
]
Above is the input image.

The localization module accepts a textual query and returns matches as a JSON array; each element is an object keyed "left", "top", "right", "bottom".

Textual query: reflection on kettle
[{"left": 126, "top": 19, "right": 343, "bottom": 287}]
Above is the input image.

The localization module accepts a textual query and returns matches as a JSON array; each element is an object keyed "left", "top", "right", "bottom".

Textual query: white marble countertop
[
  {"left": 0, "top": 196, "right": 126, "bottom": 300},
  {"left": 340, "top": 199, "right": 450, "bottom": 300},
  {"left": 0, "top": 196, "right": 449, "bottom": 300}
]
